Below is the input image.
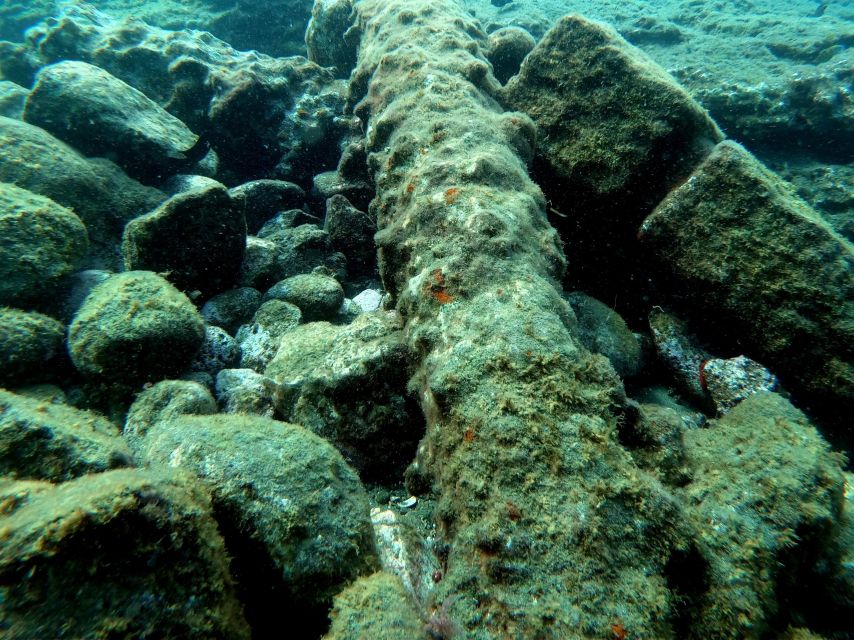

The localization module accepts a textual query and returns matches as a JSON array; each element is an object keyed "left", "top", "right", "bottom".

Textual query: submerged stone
[
  {"left": 0, "top": 182, "right": 88, "bottom": 308},
  {"left": 0, "top": 388, "right": 133, "bottom": 481},
  {"left": 24, "top": 60, "right": 199, "bottom": 180},
  {"left": 138, "top": 413, "right": 378, "bottom": 633},
  {"left": 67, "top": 271, "right": 205, "bottom": 382},
  {"left": 640, "top": 141, "right": 854, "bottom": 422},
  {"left": 0, "top": 308, "right": 66, "bottom": 387},
  {"left": 0, "top": 468, "right": 250, "bottom": 639}
]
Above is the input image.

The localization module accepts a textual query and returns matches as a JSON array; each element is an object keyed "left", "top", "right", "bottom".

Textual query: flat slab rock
[
  {"left": 24, "top": 60, "right": 199, "bottom": 180},
  {"left": 640, "top": 140, "right": 854, "bottom": 414}
]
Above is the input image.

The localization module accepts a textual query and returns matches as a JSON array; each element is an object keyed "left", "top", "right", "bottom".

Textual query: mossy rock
[
  {"left": 263, "top": 272, "right": 344, "bottom": 321},
  {"left": 68, "top": 271, "right": 205, "bottom": 382},
  {"left": 0, "top": 468, "right": 250, "bottom": 639},
  {"left": 0, "top": 388, "right": 134, "bottom": 481},
  {"left": 0, "top": 308, "right": 66, "bottom": 387},
  {"left": 138, "top": 413, "right": 378, "bottom": 633},
  {"left": 0, "top": 183, "right": 88, "bottom": 308}
]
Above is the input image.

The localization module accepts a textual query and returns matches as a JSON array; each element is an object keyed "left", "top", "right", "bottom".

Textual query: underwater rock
[
  {"left": 312, "top": 167, "right": 375, "bottom": 211},
  {"left": 122, "top": 182, "right": 246, "bottom": 298},
  {"left": 24, "top": 60, "right": 200, "bottom": 181},
  {"left": 235, "top": 299, "right": 302, "bottom": 372},
  {"left": 322, "top": 572, "right": 425, "bottom": 640},
  {"left": 239, "top": 224, "right": 346, "bottom": 291},
  {"left": 123, "top": 379, "right": 217, "bottom": 453},
  {"left": 13, "top": 3, "right": 349, "bottom": 183},
  {"left": 68, "top": 271, "right": 205, "bottom": 383},
  {"left": 679, "top": 392, "right": 846, "bottom": 638},
  {"left": 265, "top": 311, "right": 421, "bottom": 481},
  {"left": 0, "top": 182, "right": 88, "bottom": 309},
  {"left": 640, "top": 140, "right": 854, "bottom": 422},
  {"left": 138, "top": 413, "right": 378, "bottom": 633},
  {"left": 0, "top": 388, "right": 133, "bottom": 481},
  {"left": 351, "top": 288, "right": 384, "bottom": 313},
  {"left": 702, "top": 355, "right": 778, "bottom": 415},
  {"left": 649, "top": 307, "right": 713, "bottom": 407},
  {"left": 0, "top": 116, "right": 164, "bottom": 267},
  {"left": 0, "top": 80, "right": 27, "bottom": 118},
  {"left": 622, "top": 402, "right": 690, "bottom": 487},
  {"left": 263, "top": 272, "right": 345, "bottom": 321},
  {"left": 485, "top": 26, "right": 536, "bottom": 85},
  {"left": 228, "top": 179, "right": 305, "bottom": 235},
  {"left": 501, "top": 14, "right": 722, "bottom": 305},
  {"left": 189, "top": 325, "right": 241, "bottom": 377},
  {"left": 201, "top": 286, "right": 263, "bottom": 336},
  {"left": 214, "top": 368, "right": 282, "bottom": 417},
  {"left": 0, "top": 308, "right": 66, "bottom": 387},
  {"left": 370, "top": 507, "right": 439, "bottom": 604},
  {"left": 306, "top": 0, "right": 358, "bottom": 78},
  {"left": 258, "top": 209, "right": 322, "bottom": 237},
  {"left": 324, "top": 194, "right": 377, "bottom": 275},
  {"left": 566, "top": 291, "right": 643, "bottom": 378},
  {"left": 0, "top": 468, "right": 251, "bottom": 639}
]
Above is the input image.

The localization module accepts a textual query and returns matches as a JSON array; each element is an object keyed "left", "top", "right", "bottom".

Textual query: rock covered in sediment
[
  {"left": 324, "top": 194, "right": 377, "bottom": 275},
  {"left": 0, "top": 468, "right": 250, "bottom": 640},
  {"left": 189, "top": 325, "right": 240, "bottom": 377},
  {"left": 0, "top": 80, "right": 27, "bottom": 118},
  {"left": 68, "top": 271, "right": 205, "bottom": 382},
  {"left": 702, "top": 355, "right": 778, "bottom": 415},
  {"left": 214, "top": 367, "right": 282, "bottom": 417},
  {"left": 201, "top": 287, "right": 263, "bottom": 336},
  {"left": 0, "top": 388, "right": 134, "bottom": 481},
  {"left": 123, "top": 379, "right": 217, "bottom": 453},
  {"left": 228, "top": 179, "right": 305, "bottom": 235},
  {"left": 137, "top": 413, "right": 378, "bottom": 633},
  {"left": 306, "top": 0, "right": 358, "bottom": 78},
  {"left": 649, "top": 307, "right": 713, "bottom": 407},
  {"left": 235, "top": 299, "right": 302, "bottom": 372},
  {"left": 0, "top": 308, "right": 66, "bottom": 387},
  {"left": 640, "top": 140, "right": 854, "bottom": 420},
  {"left": 679, "top": 392, "right": 846, "bottom": 638},
  {"left": 0, "top": 116, "right": 164, "bottom": 266},
  {"left": 322, "top": 572, "right": 424, "bottom": 640},
  {"left": 566, "top": 291, "right": 643, "bottom": 378},
  {"left": 485, "top": 26, "right": 536, "bottom": 85},
  {"left": 501, "top": 14, "right": 722, "bottom": 303},
  {"left": 263, "top": 272, "right": 345, "bottom": 321},
  {"left": 0, "top": 182, "right": 88, "bottom": 309},
  {"left": 24, "top": 60, "right": 199, "bottom": 180},
  {"left": 122, "top": 182, "right": 246, "bottom": 298},
  {"left": 265, "top": 311, "right": 422, "bottom": 481}
]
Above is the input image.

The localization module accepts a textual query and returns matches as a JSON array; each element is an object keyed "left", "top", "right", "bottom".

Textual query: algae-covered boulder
[
  {"left": 0, "top": 116, "right": 164, "bottom": 266},
  {"left": 0, "top": 308, "right": 66, "bottom": 387},
  {"left": 264, "top": 272, "right": 345, "bottom": 321},
  {"left": 306, "top": 0, "right": 358, "bottom": 78},
  {"left": 0, "top": 182, "right": 88, "bottom": 308},
  {"left": 68, "top": 271, "right": 205, "bottom": 382},
  {"left": 228, "top": 179, "right": 305, "bottom": 234},
  {"left": 566, "top": 291, "right": 643, "bottom": 378},
  {"left": 501, "top": 14, "right": 722, "bottom": 304},
  {"left": 24, "top": 60, "right": 199, "bottom": 180},
  {"left": 0, "top": 468, "right": 250, "bottom": 639},
  {"left": 324, "top": 194, "right": 377, "bottom": 275},
  {"left": 485, "top": 26, "right": 536, "bottom": 85},
  {"left": 123, "top": 379, "right": 217, "bottom": 453},
  {"left": 323, "top": 572, "right": 424, "bottom": 640},
  {"left": 202, "top": 286, "right": 264, "bottom": 335},
  {"left": 236, "top": 299, "right": 302, "bottom": 371},
  {"left": 639, "top": 141, "right": 854, "bottom": 418},
  {"left": 138, "top": 413, "right": 378, "bottom": 634},
  {"left": 265, "top": 311, "right": 422, "bottom": 481},
  {"left": 680, "top": 392, "right": 846, "bottom": 638},
  {"left": 122, "top": 183, "right": 246, "bottom": 297},
  {"left": 0, "top": 388, "right": 133, "bottom": 481}
]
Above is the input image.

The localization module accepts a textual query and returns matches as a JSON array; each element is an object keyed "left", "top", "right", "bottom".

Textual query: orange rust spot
[
  {"left": 405, "top": 182, "right": 415, "bottom": 194},
  {"left": 506, "top": 501, "right": 522, "bottom": 521},
  {"left": 424, "top": 268, "right": 455, "bottom": 304},
  {"left": 444, "top": 187, "right": 460, "bottom": 205},
  {"left": 463, "top": 428, "right": 475, "bottom": 443},
  {"left": 610, "top": 622, "right": 628, "bottom": 640}
]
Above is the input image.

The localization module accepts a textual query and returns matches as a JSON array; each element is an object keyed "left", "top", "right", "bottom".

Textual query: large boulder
[
  {"left": 0, "top": 182, "right": 88, "bottom": 308},
  {"left": 122, "top": 183, "right": 246, "bottom": 298},
  {"left": 68, "top": 271, "right": 205, "bottom": 382},
  {"left": 24, "top": 60, "right": 199, "bottom": 181},
  {"left": 0, "top": 388, "right": 133, "bottom": 481},
  {"left": 138, "top": 413, "right": 378, "bottom": 634},
  {"left": 0, "top": 116, "right": 164, "bottom": 267},
  {"left": 0, "top": 468, "right": 250, "bottom": 639},
  {"left": 500, "top": 14, "right": 722, "bottom": 306},
  {"left": 639, "top": 141, "right": 854, "bottom": 421}
]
